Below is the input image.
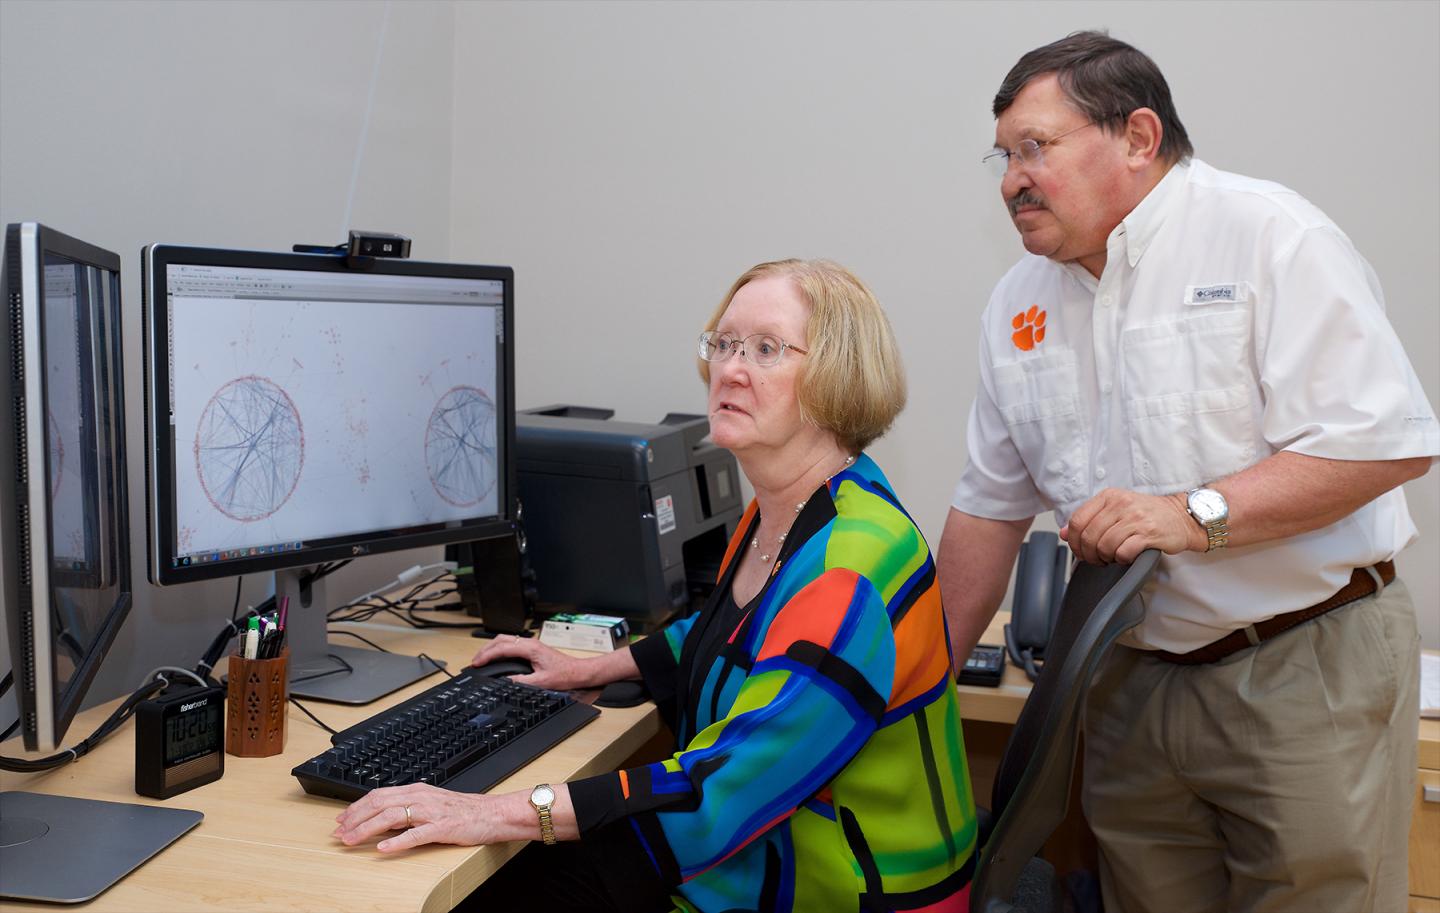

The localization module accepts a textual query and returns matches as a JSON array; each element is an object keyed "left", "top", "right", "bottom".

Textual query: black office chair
[{"left": 969, "top": 546, "right": 1161, "bottom": 913}]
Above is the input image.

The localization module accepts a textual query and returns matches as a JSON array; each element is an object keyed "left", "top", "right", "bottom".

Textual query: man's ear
[{"left": 1124, "top": 107, "right": 1163, "bottom": 170}]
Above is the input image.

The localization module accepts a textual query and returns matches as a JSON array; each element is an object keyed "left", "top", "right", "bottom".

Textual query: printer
[{"left": 516, "top": 406, "right": 743, "bottom": 631}]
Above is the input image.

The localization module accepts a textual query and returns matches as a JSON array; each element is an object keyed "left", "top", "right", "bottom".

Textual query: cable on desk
[
  {"left": 289, "top": 696, "right": 338, "bottom": 735},
  {"left": 229, "top": 575, "right": 244, "bottom": 623},
  {"left": 141, "top": 666, "right": 208, "bottom": 690},
  {"left": 285, "top": 652, "right": 454, "bottom": 738},
  {"left": 417, "top": 653, "right": 455, "bottom": 679},
  {"left": 0, "top": 676, "right": 168, "bottom": 772},
  {"left": 328, "top": 570, "right": 467, "bottom": 623},
  {"left": 291, "top": 652, "right": 356, "bottom": 685},
  {"left": 328, "top": 629, "right": 392, "bottom": 653},
  {"left": 0, "top": 718, "right": 18, "bottom": 742},
  {"left": 329, "top": 563, "right": 455, "bottom": 617}
]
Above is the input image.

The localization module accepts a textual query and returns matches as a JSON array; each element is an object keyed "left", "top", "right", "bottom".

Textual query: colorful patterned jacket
[{"left": 568, "top": 453, "right": 977, "bottom": 912}]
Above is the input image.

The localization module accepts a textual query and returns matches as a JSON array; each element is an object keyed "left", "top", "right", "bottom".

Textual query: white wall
[
  {"left": 450, "top": 0, "right": 1440, "bottom": 645},
  {"left": 0, "top": 0, "right": 1436, "bottom": 720},
  {"left": 0, "top": 0, "right": 458, "bottom": 709}
]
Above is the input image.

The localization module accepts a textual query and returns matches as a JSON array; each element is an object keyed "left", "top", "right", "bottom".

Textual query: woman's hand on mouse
[
  {"left": 470, "top": 635, "right": 644, "bottom": 692},
  {"left": 469, "top": 635, "right": 591, "bottom": 690}
]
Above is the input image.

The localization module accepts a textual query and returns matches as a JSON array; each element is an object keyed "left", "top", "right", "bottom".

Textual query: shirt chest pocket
[
  {"left": 1120, "top": 307, "right": 1259, "bottom": 491},
  {"left": 992, "top": 348, "right": 1086, "bottom": 508}
]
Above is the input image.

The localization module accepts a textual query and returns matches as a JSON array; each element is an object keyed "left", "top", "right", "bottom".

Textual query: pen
[{"left": 244, "top": 617, "right": 259, "bottom": 660}]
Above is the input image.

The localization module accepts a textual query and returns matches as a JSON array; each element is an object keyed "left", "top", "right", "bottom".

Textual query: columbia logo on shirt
[{"left": 1191, "top": 284, "right": 1238, "bottom": 302}]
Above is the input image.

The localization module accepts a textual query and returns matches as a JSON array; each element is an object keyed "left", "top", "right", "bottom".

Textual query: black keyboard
[{"left": 291, "top": 671, "right": 600, "bottom": 801}]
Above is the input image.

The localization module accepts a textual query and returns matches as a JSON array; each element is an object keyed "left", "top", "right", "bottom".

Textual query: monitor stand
[
  {"left": 0, "top": 791, "right": 201, "bottom": 903},
  {"left": 277, "top": 567, "right": 444, "bottom": 705}
]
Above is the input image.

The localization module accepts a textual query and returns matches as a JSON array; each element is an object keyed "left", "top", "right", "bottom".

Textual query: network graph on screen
[{"left": 165, "top": 266, "right": 502, "bottom": 565}]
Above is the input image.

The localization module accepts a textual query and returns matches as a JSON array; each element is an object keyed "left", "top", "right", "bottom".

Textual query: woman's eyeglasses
[{"left": 697, "top": 331, "right": 808, "bottom": 367}]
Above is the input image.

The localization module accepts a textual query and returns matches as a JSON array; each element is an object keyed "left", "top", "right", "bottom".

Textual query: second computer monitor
[{"left": 142, "top": 244, "right": 515, "bottom": 702}]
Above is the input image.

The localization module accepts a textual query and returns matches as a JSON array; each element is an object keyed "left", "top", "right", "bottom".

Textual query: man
[{"left": 940, "top": 30, "right": 1437, "bottom": 913}]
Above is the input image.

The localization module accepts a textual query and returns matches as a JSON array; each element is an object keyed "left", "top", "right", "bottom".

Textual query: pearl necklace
[{"left": 750, "top": 455, "right": 855, "bottom": 564}]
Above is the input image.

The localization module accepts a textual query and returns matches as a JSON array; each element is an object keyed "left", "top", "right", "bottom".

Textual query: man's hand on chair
[{"left": 1060, "top": 488, "right": 1205, "bottom": 565}]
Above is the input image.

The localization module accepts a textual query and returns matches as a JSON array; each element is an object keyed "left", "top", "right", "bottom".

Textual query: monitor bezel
[
  {"left": 1, "top": 221, "right": 133, "bottom": 752},
  {"left": 141, "top": 244, "right": 517, "bottom": 588}
]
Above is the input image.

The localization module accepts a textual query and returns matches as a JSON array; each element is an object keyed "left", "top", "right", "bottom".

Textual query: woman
[{"left": 334, "top": 259, "right": 978, "bottom": 912}]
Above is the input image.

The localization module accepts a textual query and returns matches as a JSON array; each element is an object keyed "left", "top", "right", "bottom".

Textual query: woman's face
[{"left": 707, "top": 275, "right": 812, "bottom": 459}]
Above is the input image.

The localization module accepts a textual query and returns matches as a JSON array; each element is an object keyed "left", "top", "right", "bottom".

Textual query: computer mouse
[{"left": 471, "top": 658, "right": 534, "bottom": 679}]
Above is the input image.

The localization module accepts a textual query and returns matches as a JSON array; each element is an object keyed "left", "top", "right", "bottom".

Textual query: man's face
[{"left": 993, "top": 74, "right": 1130, "bottom": 268}]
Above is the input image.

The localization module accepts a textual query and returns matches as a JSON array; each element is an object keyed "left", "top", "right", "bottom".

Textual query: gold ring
[{"left": 404, "top": 805, "right": 413, "bottom": 828}]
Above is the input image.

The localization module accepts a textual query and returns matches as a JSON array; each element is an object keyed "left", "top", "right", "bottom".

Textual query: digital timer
[{"left": 135, "top": 683, "right": 225, "bottom": 799}]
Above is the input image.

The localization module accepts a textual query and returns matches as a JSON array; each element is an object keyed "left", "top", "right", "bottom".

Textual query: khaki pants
[{"left": 1083, "top": 579, "right": 1420, "bottom": 913}]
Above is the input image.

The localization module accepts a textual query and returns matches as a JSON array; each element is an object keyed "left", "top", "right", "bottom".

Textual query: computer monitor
[
  {"left": 142, "top": 244, "right": 516, "bottom": 704},
  {"left": 1, "top": 222, "right": 202, "bottom": 904},
  {"left": 1, "top": 224, "right": 131, "bottom": 751}
]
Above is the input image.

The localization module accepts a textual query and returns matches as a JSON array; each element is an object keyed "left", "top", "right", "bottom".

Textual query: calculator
[{"left": 958, "top": 644, "right": 1006, "bottom": 687}]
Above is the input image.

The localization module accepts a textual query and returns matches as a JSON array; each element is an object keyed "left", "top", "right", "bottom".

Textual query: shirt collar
[{"left": 1114, "top": 160, "right": 1190, "bottom": 268}]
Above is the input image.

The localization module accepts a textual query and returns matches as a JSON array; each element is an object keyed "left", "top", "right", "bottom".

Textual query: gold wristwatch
[{"left": 529, "top": 783, "right": 557, "bottom": 845}]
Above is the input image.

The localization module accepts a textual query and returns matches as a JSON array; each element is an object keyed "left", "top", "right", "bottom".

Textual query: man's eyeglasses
[
  {"left": 982, "top": 122, "right": 1097, "bottom": 178},
  {"left": 698, "top": 331, "right": 808, "bottom": 367}
]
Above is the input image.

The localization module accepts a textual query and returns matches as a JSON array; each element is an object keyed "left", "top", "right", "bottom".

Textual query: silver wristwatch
[{"left": 1185, "top": 487, "right": 1229, "bottom": 552}]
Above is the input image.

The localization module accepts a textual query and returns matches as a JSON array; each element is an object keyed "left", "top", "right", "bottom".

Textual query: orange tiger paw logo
[{"left": 1011, "top": 305, "right": 1047, "bottom": 351}]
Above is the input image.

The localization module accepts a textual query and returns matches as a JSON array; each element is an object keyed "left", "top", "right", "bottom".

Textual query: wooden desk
[
  {"left": 1409, "top": 671, "right": 1440, "bottom": 913},
  {"left": 0, "top": 619, "right": 660, "bottom": 913}
]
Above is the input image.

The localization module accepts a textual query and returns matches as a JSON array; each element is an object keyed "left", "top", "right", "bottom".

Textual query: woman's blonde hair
[{"left": 698, "top": 259, "right": 907, "bottom": 453}]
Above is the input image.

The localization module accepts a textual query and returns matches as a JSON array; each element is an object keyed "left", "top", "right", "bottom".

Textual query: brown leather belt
[{"left": 1151, "top": 560, "right": 1396, "bottom": 665}]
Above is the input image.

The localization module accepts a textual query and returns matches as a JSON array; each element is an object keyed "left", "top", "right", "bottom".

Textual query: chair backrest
[{"left": 970, "top": 548, "right": 1160, "bottom": 913}]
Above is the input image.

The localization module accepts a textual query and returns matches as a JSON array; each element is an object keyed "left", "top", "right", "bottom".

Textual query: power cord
[
  {"left": 334, "top": 562, "right": 456, "bottom": 611},
  {"left": 291, "top": 653, "right": 356, "bottom": 685},
  {"left": 0, "top": 671, "right": 176, "bottom": 773},
  {"left": 285, "top": 651, "right": 453, "bottom": 737},
  {"left": 328, "top": 564, "right": 477, "bottom": 631},
  {"left": 289, "top": 696, "right": 338, "bottom": 735}
]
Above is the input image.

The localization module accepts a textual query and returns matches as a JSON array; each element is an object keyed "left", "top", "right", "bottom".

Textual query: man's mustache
[{"left": 1008, "top": 191, "right": 1046, "bottom": 217}]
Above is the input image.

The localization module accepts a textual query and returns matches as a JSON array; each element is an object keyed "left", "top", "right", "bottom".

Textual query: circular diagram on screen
[
  {"left": 194, "top": 375, "right": 304, "bottom": 521},
  {"left": 425, "top": 385, "right": 497, "bottom": 507}
]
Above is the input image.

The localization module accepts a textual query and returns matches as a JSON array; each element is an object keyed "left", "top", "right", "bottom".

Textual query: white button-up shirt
[{"left": 953, "top": 160, "right": 1439, "bottom": 652}]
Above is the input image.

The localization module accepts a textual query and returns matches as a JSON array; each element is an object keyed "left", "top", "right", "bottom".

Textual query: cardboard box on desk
[{"left": 539, "top": 613, "right": 629, "bottom": 652}]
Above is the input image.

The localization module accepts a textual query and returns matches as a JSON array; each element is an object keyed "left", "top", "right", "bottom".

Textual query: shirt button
[
  {"left": 1101, "top": 381, "right": 1113, "bottom": 393},
  {"left": 1101, "top": 295, "right": 1113, "bottom": 307},
  {"left": 1095, "top": 467, "right": 1107, "bottom": 480},
  {"left": 1047, "top": 460, "right": 1065, "bottom": 474}
]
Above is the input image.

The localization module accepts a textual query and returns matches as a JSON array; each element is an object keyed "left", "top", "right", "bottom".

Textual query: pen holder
[{"left": 226, "top": 648, "right": 288, "bottom": 758}]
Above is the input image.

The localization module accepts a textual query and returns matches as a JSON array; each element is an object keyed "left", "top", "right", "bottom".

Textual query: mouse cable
[{"left": 286, "top": 651, "right": 454, "bottom": 739}]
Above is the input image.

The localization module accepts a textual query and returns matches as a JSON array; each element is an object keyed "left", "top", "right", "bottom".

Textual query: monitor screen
[
  {"left": 1, "top": 223, "right": 131, "bottom": 752},
  {"left": 143, "top": 247, "right": 516, "bottom": 587}
]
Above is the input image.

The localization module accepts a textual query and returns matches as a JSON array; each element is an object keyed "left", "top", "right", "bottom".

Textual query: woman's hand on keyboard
[{"left": 332, "top": 782, "right": 578, "bottom": 852}]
